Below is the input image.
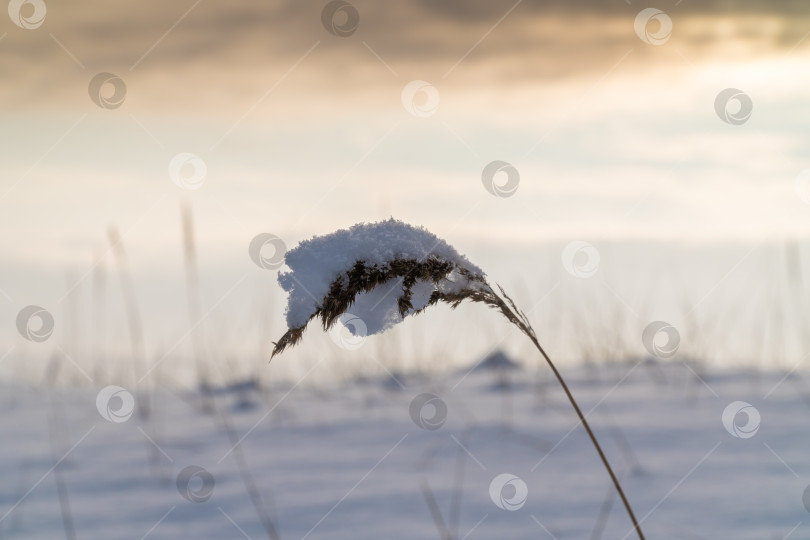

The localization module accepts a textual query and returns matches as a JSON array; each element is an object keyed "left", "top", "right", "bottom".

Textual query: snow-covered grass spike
[
  {"left": 271, "top": 219, "right": 490, "bottom": 357},
  {"left": 270, "top": 219, "right": 645, "bottom": 540}
]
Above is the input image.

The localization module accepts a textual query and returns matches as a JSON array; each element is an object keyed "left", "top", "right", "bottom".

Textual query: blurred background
[
  {"left": 5, "top": 3, "right": 810, "bottom": 540},
  {"left": 3, "top": 0, "right": 810, "bottom": 387}
]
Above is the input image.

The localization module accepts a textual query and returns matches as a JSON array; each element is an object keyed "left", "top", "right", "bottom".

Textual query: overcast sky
[{"left": 3, "top": 1, "right": 810, "bottom": 380}]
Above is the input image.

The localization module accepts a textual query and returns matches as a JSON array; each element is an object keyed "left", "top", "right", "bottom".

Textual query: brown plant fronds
[
  {"left": 270, "top": 255, "right": 539, "bottom": 358},
  {"left": 271, "top": 256, "right": 458, "bottom": 357}
]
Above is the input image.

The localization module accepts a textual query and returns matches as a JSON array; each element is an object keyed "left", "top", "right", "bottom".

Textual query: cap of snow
[{"left": 278, "top": 219, "right": 484, "bottom": 335}]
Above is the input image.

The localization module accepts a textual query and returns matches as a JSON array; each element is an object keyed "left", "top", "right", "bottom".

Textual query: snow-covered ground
[{"left": 1, "top": 359, "right": 807, "bottom": 539}]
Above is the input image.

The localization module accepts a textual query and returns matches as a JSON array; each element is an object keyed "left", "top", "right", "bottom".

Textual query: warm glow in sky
[{"left": 3, "top": 0, "right": 810, "bottom": 383}]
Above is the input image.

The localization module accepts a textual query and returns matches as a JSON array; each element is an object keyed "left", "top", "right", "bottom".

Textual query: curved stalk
[
  {"left": 268, "top": 244, "right": 645, "bottom": 539},
  {"left": 487, "top": 285, "right": 645, "bottom": 540},
  {"left": 526, "top": 334, "right": 645, "bottom": 540}
]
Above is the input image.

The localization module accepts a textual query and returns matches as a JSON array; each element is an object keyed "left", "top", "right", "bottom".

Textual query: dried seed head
[{"left": 270, "top": 220, "right": 535, "bottom": 358}]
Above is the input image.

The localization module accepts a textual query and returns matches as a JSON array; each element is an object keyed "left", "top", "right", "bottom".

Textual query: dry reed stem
[{"left": 271, "top": 256, "right": 645, "bottom": 540}]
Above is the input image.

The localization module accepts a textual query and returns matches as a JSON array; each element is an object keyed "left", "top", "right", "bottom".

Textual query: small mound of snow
[{"left": 472, "top": 350, "right": 521, "bottom": 372}]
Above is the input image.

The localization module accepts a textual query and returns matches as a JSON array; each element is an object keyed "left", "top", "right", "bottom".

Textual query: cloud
[{"left": 3, "top": 0, "right": 809, "bottom": 117}]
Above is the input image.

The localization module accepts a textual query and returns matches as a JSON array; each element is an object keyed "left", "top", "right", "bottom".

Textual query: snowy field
[{"left": 1, "top": 359, "right": 807, "bottom": 540}]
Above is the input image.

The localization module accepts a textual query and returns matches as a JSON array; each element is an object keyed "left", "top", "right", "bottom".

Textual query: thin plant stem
[
  {"left": 419, "top": 479, "right": 454, "bottom": 540},
  {"left": 107, "top": 227, "right": 150, "bottom": 418},
  {"left": 475, "top": 284, "right": 645, "bottom": 540},
  {"left": 525, "top": 333, "right": 645, "bottom": 540},
  {"left": 449, "top": 432, "right": 468, "bottom": 538},
  {"left": 269, "top": 249, "right": 646, "bottom": 539},
  {"left": 46, "top": 387, "right": 76, "bottom": 540},
  {"left": 590, "top": 476, "right": 619, "bottom": 540},
  {"left": 216, "top": 402, "right": 281, "bottom": 540},
  {"left": 181, "top": 203, "right": 214, "bottom": 413}
]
